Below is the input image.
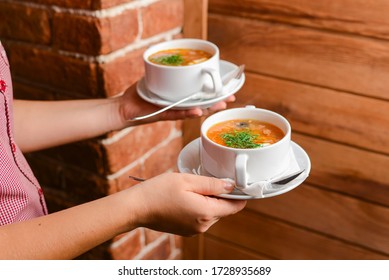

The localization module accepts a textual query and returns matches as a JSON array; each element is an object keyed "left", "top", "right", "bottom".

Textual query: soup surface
[
  {"left": 207, "top": 119, "right": 285, "bottom": 149},
  {"left": 148, "top": 48, "right": 212, "bottom": 66}
]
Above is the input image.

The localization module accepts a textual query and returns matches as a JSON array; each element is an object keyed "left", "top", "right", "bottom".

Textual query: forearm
[
  {"left": 12, "top": 84, "right": 234, "bottom": 152},
  {"left": 13, "top": 98, "right": 123, "bottom": 152},
  {"left": 0, "top": 173, "right": 246, "bottom": 259},
  {"left": 0, "top": 188, "right": 138, "bottom": 260}
]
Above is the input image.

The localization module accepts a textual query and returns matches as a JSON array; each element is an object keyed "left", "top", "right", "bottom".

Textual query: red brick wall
[{"left": 0, "top": 0, "right": 184, "bottom": 259}]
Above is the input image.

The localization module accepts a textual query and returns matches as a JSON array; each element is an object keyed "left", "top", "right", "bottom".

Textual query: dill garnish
[
  {"left": 221, "top": 130, "right": 262, "bottom": 149},
  {"left": 151, "top": 54, "right": 184, "bottom": 66}
]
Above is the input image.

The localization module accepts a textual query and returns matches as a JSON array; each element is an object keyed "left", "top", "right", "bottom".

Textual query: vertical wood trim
[
  {"left": 182, "top": 235, "right": 204, "bottom": 259},
  {"left": 182, "top": 0, "right": 208, "bottom": 259},
  {"left": 183, "top": 0, "right": 208, "bottom": 39},
  {"left": 182, "top": 0, "right": 208, "bottom": 146}
]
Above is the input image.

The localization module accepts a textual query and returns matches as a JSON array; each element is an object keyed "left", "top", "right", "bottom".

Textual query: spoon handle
[
  {"left": 129, "top": 93, "right": 198, "bottom": 121},
  {"left": 128, "top": 175, "right": 145, "bottom": 182}
]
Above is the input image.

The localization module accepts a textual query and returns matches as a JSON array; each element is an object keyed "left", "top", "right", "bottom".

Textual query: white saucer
[
  {"left": 136, "top": 60, "right": 245, "bottom": 110},
  {"left": 177, "top": 138, "right": 311, "bottom": 200}
]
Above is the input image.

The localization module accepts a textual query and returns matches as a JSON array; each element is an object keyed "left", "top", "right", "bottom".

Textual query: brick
[
  {"left": 100, "top": 9, "right": 139, "bottom": 54},
  {"left": 140, "top": 235, "right": 171, "bottom": 260},
  {"left": 13, "top": 81, "right": 57, "bottom": 100},
  {"left": 110, "top": 229, "right": 143, "bottom": 260},
  {"left": 14, "top": 0, "right": 95, "bottom": 9},
  {"left": 25, "top": 155, "right": 63, "bottom": 193},
  {"left": 141, "top": 0, "right": 184, "bottom": 39},
  {"left": 106, "top": 133, "right": 183, "bottom": 186},
  {"left": 98, "top": 0, "right": 136, "bottom": 9},
  {"left": 39, "top": 140, "right": 106, "bottom": 174},
  {"left": 107, "top": 134, "right": 182, "bottom": 193},
  {"left": 14, "top": 0, "right": 134, "bottom": 10},
  {"left": 108, "top": 164, "right": 143, "bottom": 194},
  {"left": 0, "top": 2, "right": 51, "bottom": 44},
  {"left": 8, "top": 43, "right": 101, "bottom": 98},
  {"left": 61, "top": 166, "right": 110, "bottom": 201},
  {"left": 170, "top": 250, "right": 182, "bottom": 260},
  {"left": 144, "top": 229, "right": 165, "bottom": 245},
  {"left": 142, "top": 136, "right": 182, "bottom": 179},
  {"left": 98, "top": 48, "right": 145, "bottom": 96},
  {"left": 53, "top": 9, "right": 138, "bottom": 55},
  {"left": 170, "top": 235, "right": 183, "bottom": 260},
  {"left": 42, "top": 188, "right": 77, "bottom": 213},
  {"left": 14, "top": 80, "right": 98, "bottom": 101},
  {"left": 53, "top": 13, "right": 102, "bottom": 55},
  {"left": 173, "top": 235, "right": 182, "bottom": 250},
  {"left": 27, "top": 153, "right": 110, "bottom": 202},
  {"left": 103, "top": 121, "right": 176, "bottom": 173}
]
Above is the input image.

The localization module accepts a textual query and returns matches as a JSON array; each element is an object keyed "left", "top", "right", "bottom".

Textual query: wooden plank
[
  {"left": 247, "top": 184, "right": 389, "bottom": 255},
  {"left": 209, "top": 0, "right": 389, "bottom": 40},
  {"left": 207, "top": 209, "right": 387, "bottom": 259},
  {"left": 208, "top": 14, "right": 389, "bottom": 100},
  {"left": 293, "top": 134, "right": 389, "bottom": 207},
  {"left": 236, "top": 73, "right": 389, "bottom": 155},
  {"left": 203, "top": 237, "right": 270, "bottom": 260}
]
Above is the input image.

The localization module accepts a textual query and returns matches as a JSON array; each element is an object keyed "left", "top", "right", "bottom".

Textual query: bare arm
[
  {"left": 0, "top": 187, "right": 134, "bottom": 259},
  {"left": 13, "top": 84, "right": 235, "bottom": 152},
  {"left": 13, "top": 98, "right": 121, "bottom": 152},
  {"left": 0, "top": 173, "right": 245, "bottom": 259}
]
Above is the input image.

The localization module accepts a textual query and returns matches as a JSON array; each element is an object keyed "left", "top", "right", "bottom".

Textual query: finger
[
  {"left": 185, "top": 108, "right": 203, "bottom": 118},
  {"left": 171, "top": 95, "right": 237, "bottom": 118},
  {"left": 157, "top": 94, "right": 238, "bottom": 120},
  {"left": 207, "top": 102, "right": 227, "bottom": 113},
  {"left": 150, "top": 108, "right": 201, "bottom": 122},
  {"left": 224, "top": 95, "right": 236, "bottom": 102},
  {"left": 207, "top": 95, "right": 237, "bottom": 112},
  {"left": 185, "top": 175, "right": 247, "bottom": 213},
  {"left": 206, "top": 197, "right": 247, "bottom": 218},
  {"left": 186, "top": 175, "right": 235, "bottom": 196}
]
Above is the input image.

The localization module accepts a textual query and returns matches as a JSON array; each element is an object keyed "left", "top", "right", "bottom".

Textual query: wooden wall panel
[
  {"left": 206, "top": 210, "right": 387, "bottom": 259},
  {"left": 209, "top": 0, "right": 389, "bottom": 40},
  {"left": 247, "top": 184, "right": 389, "bottom": 255},
  {"left": 294, "top": 134, "right": 389, "bottom": 207},
  {"left": 183, "top": 0, "right": 389, "bottom": 260},
  {"left": 203, "top": 237, "right": 269, "bottom": 260},
  {"left": 209, "top": 14, "right": 389, "bottom": 100}
]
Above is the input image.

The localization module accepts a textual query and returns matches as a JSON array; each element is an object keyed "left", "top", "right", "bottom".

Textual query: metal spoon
[
  {"left": 128, "top": 169, "right": 305, "bottom": 186},
  {"left": 129, "top": 64, "right": 245, "bottom": 121}
]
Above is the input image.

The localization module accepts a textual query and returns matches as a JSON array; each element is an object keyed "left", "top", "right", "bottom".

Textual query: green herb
[
  {"left": 221, "top": 130, "right": 263, "bottom": 149},
  {"left": 151, "top": 54, "right": 184, "bottom": 66}
]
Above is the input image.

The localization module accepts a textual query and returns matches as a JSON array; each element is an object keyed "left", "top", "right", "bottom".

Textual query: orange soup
[
  {"left": 148, "top": 48, "right": 212, "bottom": 66},
  {"left": 207, "top": 119, "right": 285, "bottom": 149}
]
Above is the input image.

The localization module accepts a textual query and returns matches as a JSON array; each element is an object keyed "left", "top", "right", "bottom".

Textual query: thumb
[{"left": 189, "top": 176, "right": 235, "bottom": 196}]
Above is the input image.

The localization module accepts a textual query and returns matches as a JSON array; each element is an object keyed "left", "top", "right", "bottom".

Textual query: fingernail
[
  {"left": 190, "top": 110, "right": 202, "bottom": 117},
  {"left": 222, "top": 179, "right": 235, "bottom": 191}
]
